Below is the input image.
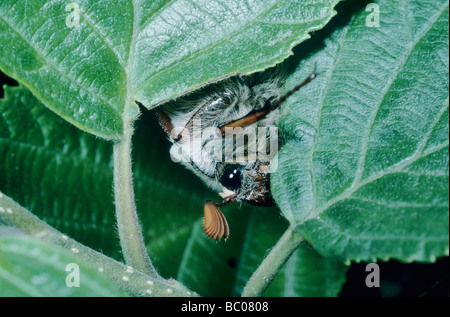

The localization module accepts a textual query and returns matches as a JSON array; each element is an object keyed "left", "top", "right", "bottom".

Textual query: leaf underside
[{"left": 272, "top": 0, "right": 449, "bottom": 263}]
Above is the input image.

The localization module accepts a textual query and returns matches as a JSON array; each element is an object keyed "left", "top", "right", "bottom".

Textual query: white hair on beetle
[
  {"left": 160, "top": 74, "right": 283, "bottom": 197},
  {"left": 155, "top": 67, "right": 318, "bottom": 240}
]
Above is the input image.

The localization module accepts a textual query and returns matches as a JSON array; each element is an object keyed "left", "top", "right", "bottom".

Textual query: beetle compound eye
[{"left": 220, "top": 165, "right": 243, "bottom": 191}]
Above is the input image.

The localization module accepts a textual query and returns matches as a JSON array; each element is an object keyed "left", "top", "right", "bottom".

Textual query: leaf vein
[
  {"left": 309, "top": 18, "right": 353, "bottom": 212},
  {"left": 418, "top": 99, "right": 449, "bottom": 154},
  {"left": 76, "top": 2, "right": 126, "bottom": 67},
  {"left": 312, "top": 216, "right": 446, "bottom": 242},
  {"left": 0, "top": 14, "right": 118, "bottom": 114},
  {"left": 352, "top": 2, "right": 449, "bottom": 188},
  {"left": 308, "top": 142, "right": 449, "bottom": 223},
  {"left": 135, "top": 1, "right": 292, "bottom": 99}
]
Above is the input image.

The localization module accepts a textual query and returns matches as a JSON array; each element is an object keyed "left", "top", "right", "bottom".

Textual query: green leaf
[
  {"left": 264, "top": 244, "right": 348, "bottom": 297},
  {"left": 0, "top": 0, "right": 341, "bottom": 139},
  {"left": 272, "top": 0, "right": 449, "bottom": 263},
  {"left": 227, "top": 209, "right": 348, "bottom": 297},
  {"left": 0, "top": 235, "right": 127, "bottom": 296},
  {"left": 170, "top": 206, "right": 284, "bottom": 296},
  {"left": 0, "top": 85, "right": 120, "bottom": 258},
  {"left": 174, "top": 205, "right": 347, "bottom": 297}
]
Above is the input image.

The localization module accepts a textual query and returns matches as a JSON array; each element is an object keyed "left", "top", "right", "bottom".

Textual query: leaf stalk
[{"left": 113, "top": 126, "right": 157, "bottom": 277}]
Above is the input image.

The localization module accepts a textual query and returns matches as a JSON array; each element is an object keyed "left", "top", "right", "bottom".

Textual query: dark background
[{"left": 0, "top": 71, "right": 18, "bottom": 98}]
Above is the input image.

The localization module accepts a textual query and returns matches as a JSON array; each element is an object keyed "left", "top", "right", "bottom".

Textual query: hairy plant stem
[
  {"left": 113, "top": 126, "right": 157, "bottom": 277},
  {"left": 0, "top": 191, "right": 196, "bottom": 296},
  {"left": 242, "top": 226, "right": 304, "bottom": 297}
]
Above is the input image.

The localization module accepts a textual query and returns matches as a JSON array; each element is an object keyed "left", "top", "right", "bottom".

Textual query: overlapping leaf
[
  {"left": 0, "top": 0, "right": 341, "bottom": 139},
  {"left": 272, "top": 0, "right": 449, "bottom": 263}
]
